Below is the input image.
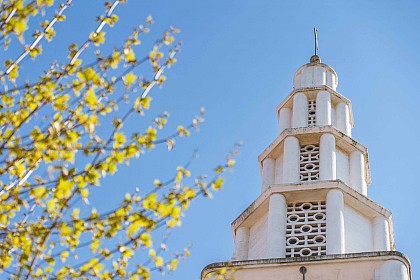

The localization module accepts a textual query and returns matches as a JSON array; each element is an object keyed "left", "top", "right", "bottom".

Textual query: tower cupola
[{"left": 293, "top": 55, "right": 338, "bottom": 90}]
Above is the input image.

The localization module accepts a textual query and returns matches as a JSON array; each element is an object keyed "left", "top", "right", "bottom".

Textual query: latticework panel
[
  {"left": 286, "top": 201, "right": 327, "bottom": 257},
  {"left": 300, "top": 144, "right": 319, "bottom": 181},
  {"left": 308, "top": 100, "right": 316, "bottom": 127}
]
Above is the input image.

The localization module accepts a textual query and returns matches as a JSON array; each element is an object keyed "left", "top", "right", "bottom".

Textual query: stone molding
[{"left": 201, "top": 251, "right": 411, "bottom": 280}]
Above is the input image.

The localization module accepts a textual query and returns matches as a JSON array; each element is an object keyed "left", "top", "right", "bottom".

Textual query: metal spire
[
  {"left": 314, "top": 28, "right": 319, "bottom": 56},
  {"left": 310, "top": 28, "right": 321, "bottom": 63}
]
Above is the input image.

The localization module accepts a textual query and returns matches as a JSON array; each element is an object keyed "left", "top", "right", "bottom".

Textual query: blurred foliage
[{"left": 0, "top": 0, "right": 239, "bottom": 279}]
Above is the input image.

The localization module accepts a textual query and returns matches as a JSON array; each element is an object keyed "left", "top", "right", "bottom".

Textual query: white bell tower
[{"left": 202, "top": 54, "right": 411, "bottom": 280}]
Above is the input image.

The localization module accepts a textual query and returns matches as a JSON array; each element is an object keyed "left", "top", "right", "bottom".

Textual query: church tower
[{"left": 201, "top": 54, "right": 411, "bottom": 279}]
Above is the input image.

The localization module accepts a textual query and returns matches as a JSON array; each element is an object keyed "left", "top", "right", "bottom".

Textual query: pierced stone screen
[
  {"left": 286, "top": 201, "right": 327, "bottom": 258},
  {"left": 300, "top": 144, "right": 320, "bottom": 181},
  {"left": 308, "top": 100, "right": 316, "bottom": 127}
]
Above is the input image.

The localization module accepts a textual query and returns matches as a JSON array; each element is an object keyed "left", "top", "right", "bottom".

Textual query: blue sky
[{"left": 7, "top": 0, "right": 420, "bottom": 279}]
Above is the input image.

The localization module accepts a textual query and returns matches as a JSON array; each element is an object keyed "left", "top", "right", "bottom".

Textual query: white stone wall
[
  {"left": 335, "top": 102, "right": 352, "bottom": 136},
  {"left": 278, "top": 108, "right": 292, "bottom": 133},
  {"left": 274, "top": 153, "right": 284, "bottom": 184},
  {"left": 248, "top": 212, "right": 268, "bottom": 259},
  {"left": 261, "top": 158, "right": 276, "bottom": 192},
  {"left": 344, "top": 205, "right": 373, "bottom": 253},
  {"left": 350, "top": 151, "right": 367, "bottom": 195},
  {"left": 336, "top": 148, "right": 350, "bottom": 185},
  {"left": 234, "top": 227, "right": 250, "bottom": 260},
  {"left": 379, "top": 260, "right": 410, "bottom": 280},
  {"left": 331, "top": 105, "right": 336, "bottom": 127}
]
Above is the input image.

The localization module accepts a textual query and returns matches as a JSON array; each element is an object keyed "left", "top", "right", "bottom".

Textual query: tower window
[
  {"left": 300, "top": 144, "right": 320, "bottom": 181},
  {"left": 286, "top": 201, "right": 326, "bottom": 258},
  {"left": 308, "top": 100, "right": 316, "bottom": 127}
]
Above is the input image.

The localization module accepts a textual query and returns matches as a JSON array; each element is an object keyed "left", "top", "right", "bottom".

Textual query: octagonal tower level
[{"left": 201, "top": 55, "right": 411, "bottom": 280}]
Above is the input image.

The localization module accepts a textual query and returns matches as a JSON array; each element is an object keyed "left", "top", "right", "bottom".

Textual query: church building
[{"left": 201, "top": 53, "right": 411, "bottom": 279}]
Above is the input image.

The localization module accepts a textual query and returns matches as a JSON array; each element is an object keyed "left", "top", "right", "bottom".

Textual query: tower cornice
[{"left": 201, "top": 251, "right": 411, "bottom": 280}]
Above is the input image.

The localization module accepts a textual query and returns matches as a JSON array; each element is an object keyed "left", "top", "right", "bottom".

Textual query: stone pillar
[
  {"left": 267, "top": 194, "right": 287, "bottom": 258},
  {"left": 278, "top": 107, "right": 291, "bottom": 133},
  {"left": 234, "top": 227, "right": 250, "bottom": 260},
  {"left": 326, "top": 189, "right": 345, "bottom": 254},
  {"left": 336, "top": 102, "right": 351, "bottom": 136},
  {"left": 350, "top": 150, "right": 367, "bottom": 195},
  {"left": 316, "top": 91, "right": 331, "bottom": 126},
  {"left": 373, "top": 216, "right": 391, "bottom": 251},
  {"left": 292, "top": 93, "right": 308, "bottom": 128},
  {"left": 283, "top": 136, "right": 300, "bottom": 183},
  {"left": 319, "top": 134, "right": 336, "bottom": 180},
  {"left": 379, "top": 260, "right": 409, "bottom": 280},
  {"left": 262, "top": 158, "right": 275, "bottom": 192}
]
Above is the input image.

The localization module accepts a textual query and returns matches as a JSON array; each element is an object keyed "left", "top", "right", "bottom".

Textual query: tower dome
[{"left": 293, "top": 55, "right": 338, "bottom": 90}]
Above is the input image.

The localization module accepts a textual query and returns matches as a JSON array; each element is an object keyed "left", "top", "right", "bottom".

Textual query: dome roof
[{"left": 293, "top": 55, "right": 338, "bottom": 90}]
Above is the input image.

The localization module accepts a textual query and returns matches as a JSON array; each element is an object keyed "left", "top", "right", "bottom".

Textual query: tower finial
[{"left": 310, "top": 28, "right": 321, "bottom": 63}]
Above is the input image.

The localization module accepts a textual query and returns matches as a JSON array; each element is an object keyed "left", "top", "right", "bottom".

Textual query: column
[
  {"left": 234, "top": 227, "right": 250, "bottom": 260},
  {"left": 336, "top": 102, "right": 351, "bottom": 136},
  {"left": 262, "top": 158, "right": 275, "bottom": 192},
  {"left": 267, "top": 194, "right": 287, "bottom": 258},
  {"left": 379, "top": 260, "right": 409, "bottom": 280},
  {"left": 283, "top": 136, "right": 300, "bottom": 183},
  {"left": 326, "top": 189, "right": 345, "bottom": 254},
  {"left": 373, "top": 216, "right": 391, "bottom": 251},
  {"left": 292, "top": 93, "right": 308, "bottom": 128},
  {"left": 278, "top": 107, "right": 291, "bottom": 133},
  {"left": 316, "top": 91, "right": 331, "bottom": 126},
  {"left": 350, "top": 150, "right": 367, "bottom": 195},
  {"left": 319, "top": 134, "right": 336, "bottom": 180}
]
